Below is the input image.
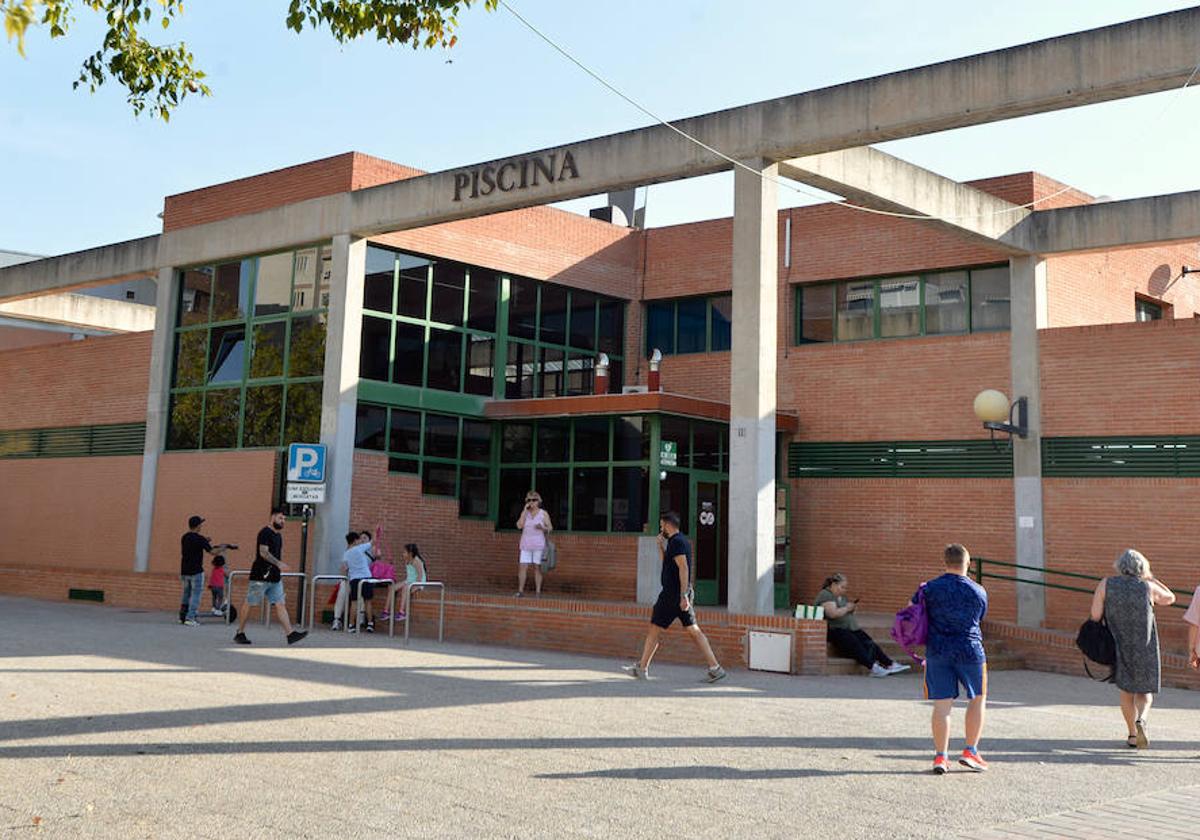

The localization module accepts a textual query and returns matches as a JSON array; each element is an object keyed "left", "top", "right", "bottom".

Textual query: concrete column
[
  {"left": 315, "top": 235, "right": 367, "bottom": 574},
  {"left": 727, "top": 159, "right": 778, "bottom": 616},
  {"left": 1009, "top": 255, "right": 1048, "bottom": 627},
  {"left": 133, "top": 267, "right": 176, "bottom": 573}
]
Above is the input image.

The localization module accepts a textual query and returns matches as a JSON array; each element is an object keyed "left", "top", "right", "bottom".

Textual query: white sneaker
[
  {"left": 886, "top": 662, "right": 911, "bottom": 675},
  {"left": 210, "top": 608, "right": 224, "bottom": 616},
  {"left": 182, "top": 619, "right": 199, "bottom": 627},
  {"left": 330, "top": 620, "right": 342, "bottom": 631},
  {"left": 869, "top": 662, "right": 889, "bottom": 677}
]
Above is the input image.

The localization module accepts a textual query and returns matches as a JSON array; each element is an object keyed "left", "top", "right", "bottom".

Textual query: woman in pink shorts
[{"left": 516, "top": 490, "right": 553, "bottom": 597}]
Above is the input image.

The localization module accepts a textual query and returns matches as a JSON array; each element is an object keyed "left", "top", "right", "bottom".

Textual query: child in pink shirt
[{"left": 210, "top": 556, "right": 228, "bottom": 616}]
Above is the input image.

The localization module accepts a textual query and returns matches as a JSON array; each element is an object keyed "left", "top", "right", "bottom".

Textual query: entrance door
[{"left": 692, "top": 475, "right": 725, "bottom": 606}]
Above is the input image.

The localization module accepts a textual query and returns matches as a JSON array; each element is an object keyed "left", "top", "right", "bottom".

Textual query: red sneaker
[
  {"left": 959, "top": 749, "right": 988, "bottom": 772},
  {"left": 932, "top": 755, "right": 949, "bottom": 775}
]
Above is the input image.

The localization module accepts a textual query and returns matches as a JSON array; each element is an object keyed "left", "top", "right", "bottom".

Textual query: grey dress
[{"left": 1103, "top": 575, "right": 1161, "bottom": 694}]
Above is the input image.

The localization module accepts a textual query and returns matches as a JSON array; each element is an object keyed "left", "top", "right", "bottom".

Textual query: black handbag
[{"left": 1075, "top": 617, "right": 1116, "bottom": 682}]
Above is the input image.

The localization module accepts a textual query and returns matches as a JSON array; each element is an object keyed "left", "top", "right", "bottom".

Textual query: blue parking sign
[{"left": 287, "top": 443, "right": 326, "bottom": 483}]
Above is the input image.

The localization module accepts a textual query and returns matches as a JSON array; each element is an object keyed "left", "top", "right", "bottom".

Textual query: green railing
[
  {"left": 788, "top": 440, "right": 1012, "bottom": 479},
  {"left": 972, "top": 557, "right": 1192, "bottom": 610},
  {"left": 1042, "top": 436, "right": 1200, "bottom": 477},
  {"left": 0, "top": 423, "right": 146, "bottom": 459}
]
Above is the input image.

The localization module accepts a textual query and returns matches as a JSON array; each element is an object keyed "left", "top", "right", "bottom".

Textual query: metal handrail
[
  {"left": 306, "top": 574, "right": 348, "bottom": 630},
  {"left": 973, "top": 557, "right": 1192, "bottom": 609},
  {"left": 387, "top": 581, "right": 446, "bottom": 644},
  {"left": 224, "top": 570, "right": 307, "bottom": 625}
]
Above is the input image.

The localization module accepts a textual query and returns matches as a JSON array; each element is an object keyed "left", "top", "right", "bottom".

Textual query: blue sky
[{"left": 2, "top": 0, "right": 1198, "bottom": 256}]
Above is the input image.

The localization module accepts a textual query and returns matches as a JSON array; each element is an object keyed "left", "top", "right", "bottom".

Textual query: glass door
[{"left": 692, "top": 473, "right": 725, "bottom": 606}]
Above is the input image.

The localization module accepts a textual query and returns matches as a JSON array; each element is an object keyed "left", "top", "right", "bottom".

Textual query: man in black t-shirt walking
[
  {"left": 623, "top": 512, "right": 726, "bottom": 683},
  {"left": 233, "top": 507, "right": 307, "bottom": 646},
  {"left": 179, "top": 515, "right": 233, "bottom": 626}
]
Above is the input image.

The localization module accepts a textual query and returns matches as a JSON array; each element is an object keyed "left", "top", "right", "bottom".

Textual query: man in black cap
[{"left": 180, "top": 515, "right": 233, "bottom": 626}]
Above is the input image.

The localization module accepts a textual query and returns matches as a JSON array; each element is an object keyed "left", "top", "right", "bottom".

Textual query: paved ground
[{"left": 2, "top": 596, "right": 1199, "bottom": 839}]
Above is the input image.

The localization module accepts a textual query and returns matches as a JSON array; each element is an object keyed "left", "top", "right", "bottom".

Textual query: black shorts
[
  {"left": 349, "top": 579, "right": 375, "bottom": 600},
  {"left": 651, "top": 592, "right": 696, "bottom": 629}
]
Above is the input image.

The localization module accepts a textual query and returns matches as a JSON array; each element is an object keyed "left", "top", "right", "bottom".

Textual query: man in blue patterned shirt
[{"left": 918, "top": 543, "right": 989, "bottom": 775}]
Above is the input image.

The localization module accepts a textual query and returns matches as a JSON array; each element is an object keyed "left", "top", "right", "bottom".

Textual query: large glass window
[
  {"left": 924, "top": 271, "right": 969, "bottom": 335},
  {"left": 426, "top": 329, "right": 463, "bottom": 392},
  {"left": 795, "top": 266, "right": 1010, "bottom": 344},
  {"left": 879, "top": 276, "right": 921, "bottom": 338},
  {"left": 710, "top": 296, "right": 733, "bottom": 352},
  {"left": 645, "top": 295, "right": 736, "bottom": 356},
  {"left": 497, "top": 416, "right": 652, "bottom": 534},
  {"left": 354, "top": 403, "right": 493, "bottom": 508},
  {"left": 837, "top": 282, "right": 876, "bottom": 341},
  {"left": 539, "top": 284, "right": 568, "bottom": 346},
  {"left": 430, "top": 261, "right": 467, "bottom": 325},
  {"left": 572, "top": 468, "right": 609, "bottom": 531},
  {"left": 970, "top": 266, "right": 1011, "bottom": 332},
  {"left": 357, "top": 248, "right": 624, "bottom": 399},
  {"left": 167, "top": 246, "right": 330, "bottom": 451},
  {"left": 363, "top": 246, "right": 396, "bottom": 314},
  {"left": 646, "top": 302, "right": 673, "bottom": 356},
  {"left": 797, "top": 284, "right": 835, "bottom": 343},
  {"left": 398, "top": 256, "right": 430, "bottom": 319},
  {"left": 392, "top": 322, "right": 424, "bottom": 387},
  {"left": 255, "top": 253, "right": 295, "bottom": 318},
  {"left": 508, "top": 276, "right": 538, "bottom": 340}
]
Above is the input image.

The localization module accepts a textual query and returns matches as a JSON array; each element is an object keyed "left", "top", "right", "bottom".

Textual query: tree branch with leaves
[{"left": 3, "top": 0, "right": 498, "bottom": 121}]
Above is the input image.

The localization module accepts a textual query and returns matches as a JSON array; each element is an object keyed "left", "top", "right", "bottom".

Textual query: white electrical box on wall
[{"left": 747, "top": 631, "right": 793, "bottom": 673}]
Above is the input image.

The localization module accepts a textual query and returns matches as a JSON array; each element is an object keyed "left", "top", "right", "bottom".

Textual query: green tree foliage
[{"left": 3, "top": 0, "right": 498, "bottom": 121}]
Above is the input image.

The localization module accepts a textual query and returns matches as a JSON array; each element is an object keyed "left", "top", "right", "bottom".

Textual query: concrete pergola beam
[
  {"left": 1030, "top": 190, "right": 1200, "bottom": 255},
  {"left": 0, "top": 235, "right": 158, "bottom": 303},
  {"left": 778, "top": 147, "right": 1033, "bottom": 254},
  {"left": 99, "top": 6, "right": 1200, "bottom": 268}
]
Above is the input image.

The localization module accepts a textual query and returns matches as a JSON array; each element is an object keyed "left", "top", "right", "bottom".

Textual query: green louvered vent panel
[
  {"left": 1042, "top": 437, "right": 1200, "bottom": 477},
  {"left": 0, "top": 423, "right": 146, "bottom": 459},
  {"left": 788, "top": 440, "right": 1013, "bottom": 479}
]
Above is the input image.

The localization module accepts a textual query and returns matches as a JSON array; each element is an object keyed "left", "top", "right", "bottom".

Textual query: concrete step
[{"left": 826, "top": 650, "right": 1026, "bottom": 675}]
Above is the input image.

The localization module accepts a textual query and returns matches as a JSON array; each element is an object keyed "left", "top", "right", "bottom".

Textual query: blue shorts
[
  {"left": 924, "top": 658, "right": 987, "bottom": 701},
  {"left": 245, "top": 580, "right": 285, "bottom": 606}
]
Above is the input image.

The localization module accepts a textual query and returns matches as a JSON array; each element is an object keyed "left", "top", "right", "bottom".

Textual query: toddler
[{"left": 210, "top": 556, "right": 227, "bottom": 616}]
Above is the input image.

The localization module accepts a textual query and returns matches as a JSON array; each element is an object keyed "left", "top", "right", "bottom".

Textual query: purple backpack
[{"left": 891, "top": 583, "right": 928, "bottom": 665}]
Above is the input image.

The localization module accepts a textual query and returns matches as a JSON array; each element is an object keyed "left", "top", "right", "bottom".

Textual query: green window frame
[
  {"left": 354, "top": 401, "right": 494, "bottom": 517},
  {"left": 497, "top": 416, "right": 652, "bottom": 534},
  {"left": 644, "top": 293, "right": 734, "bottom": 357},
  {"left": 360, "top": 246, "right": 627, "bottom": 400},
  {"left": 793, "top": 265, "right": 1010, "bottom": 345},
  {"left": 166, "top": 245, "right": 331, "bottom": 452}
]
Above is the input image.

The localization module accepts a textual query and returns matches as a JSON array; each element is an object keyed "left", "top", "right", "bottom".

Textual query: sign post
[{"left": 285, "top": 444, "right": 326, "bottom": 626}]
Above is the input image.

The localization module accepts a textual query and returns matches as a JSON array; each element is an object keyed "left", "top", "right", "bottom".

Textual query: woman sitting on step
[{"left": 814, "top": 573, "right": 910, "bottom": 677}]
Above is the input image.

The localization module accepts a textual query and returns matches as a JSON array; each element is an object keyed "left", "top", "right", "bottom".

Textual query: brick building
[{"left": 1, "top": 149, "right": 1198, "bottom": 671}]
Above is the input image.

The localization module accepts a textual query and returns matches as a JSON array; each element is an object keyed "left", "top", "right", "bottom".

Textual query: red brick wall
[
  {"left": 1046, "top": 245, "right": 1200, "bottom": 328},
  {"left": 403, "top": 591, "right": 828, "bottom": 673},
  {"left": 0, "top": 456, "right": 142, "bottom": 572},
  {"left": 162, "top": 153, "right": 424, "bottom": 232},
  {"left": 0, "top": 332, "right": 150, "bottom": 429},
  {"left": 0, "top": 327, "right": 75, "bottom": 352},
  {"left": 1040, "top": 318, "right": 1200, "bottom": 437},
  {"left": 984, "top": 620, "right": 1200, "bottom": 690},
  {"left": 658, "top": 332, "right": 1011, "bottom": 440},
  {"left": 790, "top": 478, "right": 1016, "bottom": 623},
  {"left": 150, "top": 450, "right": 297, "bottom": 577},
  {"left": 371, "top": 209, "right": 640, "bottom": 302},
  {"left": 1042, "top": 477, "right": 1199, "bottom": 646},
  {"left": 349, "top": 452, "right": 640, "bottom": 601}
]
